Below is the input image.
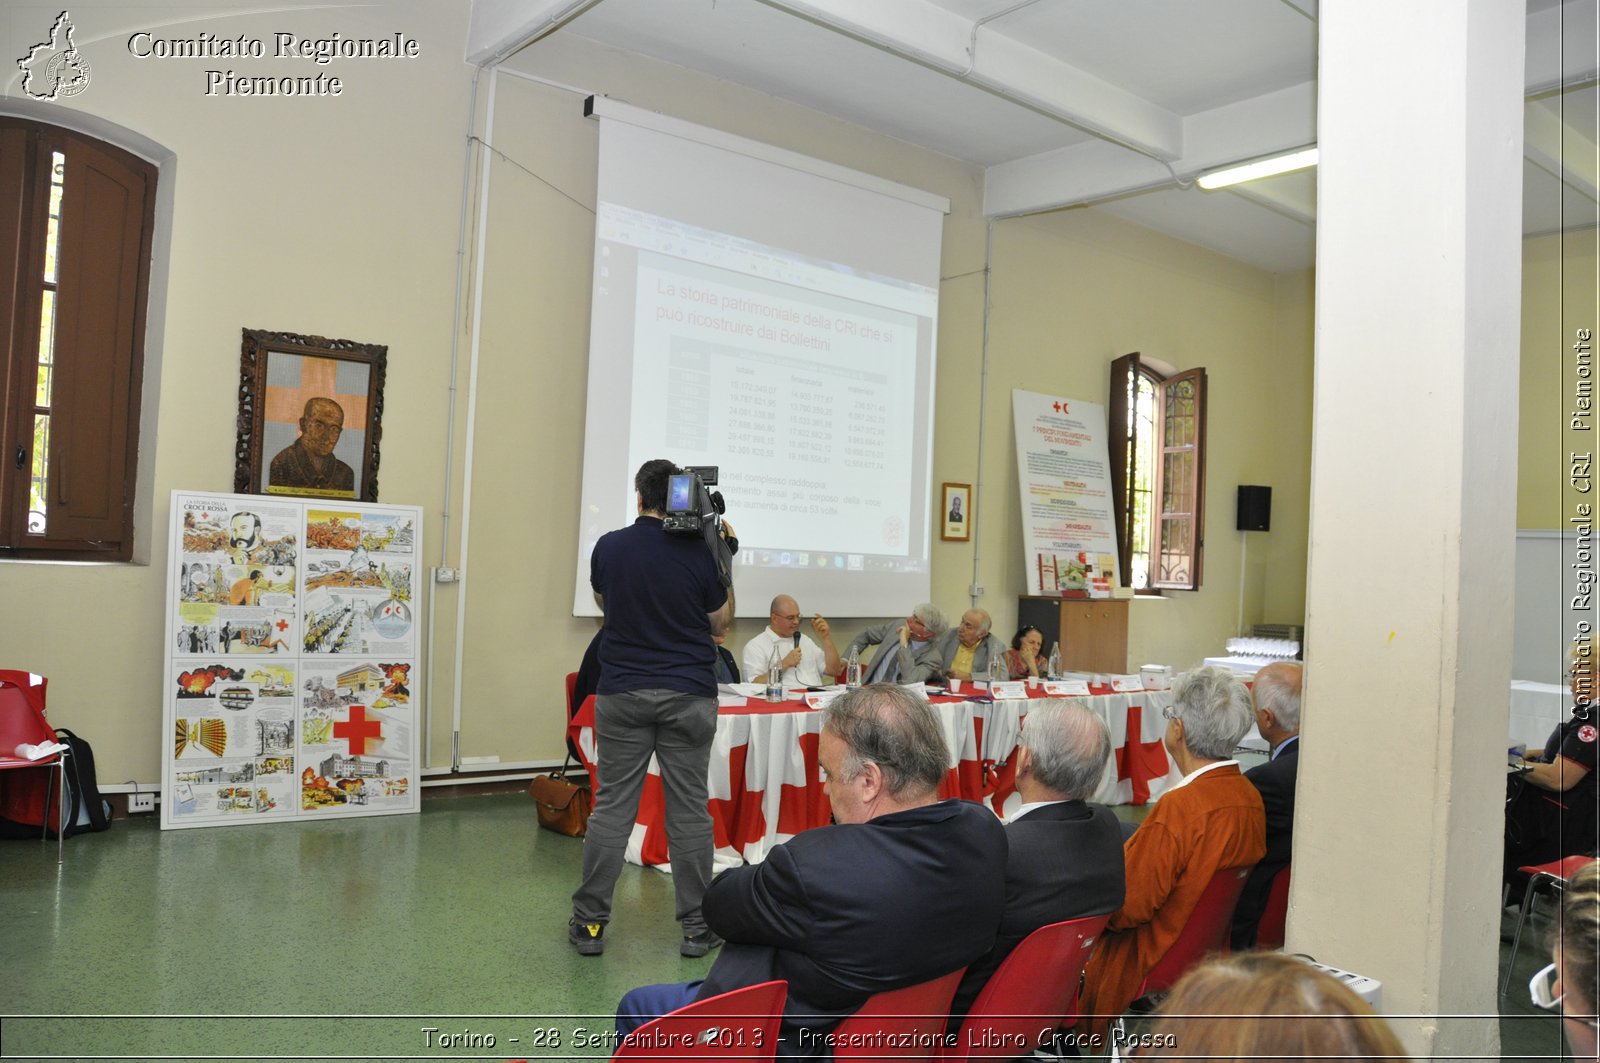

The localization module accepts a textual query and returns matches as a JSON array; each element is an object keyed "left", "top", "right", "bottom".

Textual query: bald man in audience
[
  {"left": 1230, "top": 661, "right": 1302, "bottom": 949},
  {"left": 744, "top": 595, "right": 841, "bottom": 687},
  {"left": 936, "top": 608, "right": 1008, "bottom": 682},
  {"left": 1078, "top": 666, "right": 1265, "bottom": 1040},
  {"left": 947, "top": 700, "right": 1125, "bottom": 1029}
]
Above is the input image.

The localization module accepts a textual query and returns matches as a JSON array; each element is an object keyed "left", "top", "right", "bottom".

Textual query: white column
[{"left": 1296, "top": 2, "right": 1524, "bottom": 1058}]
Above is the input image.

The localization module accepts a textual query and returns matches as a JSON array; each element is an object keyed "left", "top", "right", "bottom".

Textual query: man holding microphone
[{"left": 743, "top": 594, "right": 842, "bottom": 687}]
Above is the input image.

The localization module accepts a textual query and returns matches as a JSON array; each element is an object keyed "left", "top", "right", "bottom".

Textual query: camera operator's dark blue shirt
[{"left": 592, "top": 515, "right": 728, "bottom": 697}]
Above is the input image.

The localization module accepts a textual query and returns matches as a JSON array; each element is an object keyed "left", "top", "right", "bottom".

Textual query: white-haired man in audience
[
  {"left": 1079, "top": 665, "right": 1265, "bottom": 1040},
  {"left": 948, "top": 700, "right": 1126, "bottom": 1029},
  {"left": 844, "top": 603, "right": 949, "bottom": 685},
  {"left": 1230, "top": 661, "right": 1302, "bottom": 949}
]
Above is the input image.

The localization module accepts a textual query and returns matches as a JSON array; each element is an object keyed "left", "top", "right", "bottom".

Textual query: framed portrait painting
[
  {"left": 941, "top": 482, "right": 971, "bottom": 542},
  {"left": 234, "top": 329, "right": 387, "bottom": 502}
]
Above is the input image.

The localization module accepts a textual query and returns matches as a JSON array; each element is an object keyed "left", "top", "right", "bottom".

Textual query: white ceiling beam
[
  {"left": 1227, "top": 178, "right": 1317, "bottom": 225},
  {"left": 985, "top": 81, "right": 1315, "bottom": 217},
  {"left": 760, "top": 0, "right": 1184, "bottom": 160},
  {"left": 466, "top": 0, "right": 601, "bottom": 66},
  {"left": 1526, "top": 1, "right": 1600, "bottom": 96},
  {"left": 1525, "top": 100, "right": 1600, "bottom": 203}
]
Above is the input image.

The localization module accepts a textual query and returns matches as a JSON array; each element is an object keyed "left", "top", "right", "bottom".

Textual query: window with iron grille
[{"left": 1108, "top": 352, "right": 1207, "bottom": 591}]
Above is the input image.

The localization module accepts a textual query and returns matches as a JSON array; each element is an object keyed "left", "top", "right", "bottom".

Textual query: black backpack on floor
[{"left": 49, "top": 727, "right": 111, "bottom": 837}]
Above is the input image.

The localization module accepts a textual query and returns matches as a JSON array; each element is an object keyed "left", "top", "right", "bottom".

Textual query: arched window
[
  {"left": 0, "top": 117, "right": 155, "bottom": 560},
  {"left": 1109, "top": 352, "right": 1207, "bottom": 591}
]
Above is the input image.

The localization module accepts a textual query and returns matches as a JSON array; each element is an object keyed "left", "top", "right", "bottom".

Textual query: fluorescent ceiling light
[{"left": 1197, "top": 147, "right": 1319, "bottom": 190}]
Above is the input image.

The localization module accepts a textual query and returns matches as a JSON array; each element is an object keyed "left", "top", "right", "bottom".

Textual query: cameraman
[{"left": 570, "top": 459, "right": 734, "bottom": 959}]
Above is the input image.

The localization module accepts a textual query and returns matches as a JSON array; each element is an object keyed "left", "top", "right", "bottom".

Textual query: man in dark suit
[
  {"left": 615, "top": 684, "right": 1007, "bottom": 1058},
  {"left": 948, "top": 700, "right": 1125, "bottom": 1027},
  {"left": 1229, "top": 661, "right": 1302, "bottom": 949}
]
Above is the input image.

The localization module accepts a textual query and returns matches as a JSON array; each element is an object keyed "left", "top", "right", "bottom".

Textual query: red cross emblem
[
  {"left": 276, "top": 619, "right": 289, "bottom": 632},
  {"left": 1580, "top": 724, "right": 1597, "bottom": 744},
  {"left": 334, "top": 705, "right": 382, "bottom": 755},
  {"left": 1052, "top": 402, "right": 1061, "bottom": 412}
]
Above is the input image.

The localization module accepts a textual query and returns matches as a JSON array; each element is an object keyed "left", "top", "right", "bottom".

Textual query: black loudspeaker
[{"left": 1236, "top": 485, "right": 1272, "bottom": 532}]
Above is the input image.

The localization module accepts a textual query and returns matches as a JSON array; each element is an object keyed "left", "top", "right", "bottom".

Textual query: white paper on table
[
  {"left": 1109, "top": 675, "right": 1146, "bottom": 693},
  {"left": 725, "top": 682, "right": 766, "bottom": 699},
  {"left": 718, "top": 692, "right": 751, "bottom": 707},
  {"left": 989, "top": 681, "right": 1029, "bottom": 701},
  {"left": 1044, "top": 680, "right": 1091, "bottom": 696},
  {"left": 805, "top": 691, "right": 842, "bottom": 710}
]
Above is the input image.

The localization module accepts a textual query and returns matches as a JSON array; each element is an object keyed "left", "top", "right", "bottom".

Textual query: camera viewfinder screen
[{"left": 667, "top": 475, "right": 693, "bottom": 513}]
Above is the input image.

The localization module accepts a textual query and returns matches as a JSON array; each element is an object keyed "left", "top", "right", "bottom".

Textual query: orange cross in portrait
[{"left": 263, "top": 355, "right": 369, "bottom": 433}]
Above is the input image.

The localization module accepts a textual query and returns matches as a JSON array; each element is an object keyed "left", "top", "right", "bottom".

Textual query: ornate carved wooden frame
[{"left": 234, "top": 328, "right": 387, "bottom": 502}]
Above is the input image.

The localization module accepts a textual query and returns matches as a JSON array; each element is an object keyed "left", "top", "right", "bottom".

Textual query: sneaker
[
  {"left": 680, "top": 928, "right": 723, "bottom": 958},
  {"left": 568, "top": 919, "right": 605, "bottom": 956}
]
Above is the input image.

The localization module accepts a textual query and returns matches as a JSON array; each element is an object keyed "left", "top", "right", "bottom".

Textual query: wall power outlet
[{"left": 129, "top": 792, "right": 156, "bottom": 813}]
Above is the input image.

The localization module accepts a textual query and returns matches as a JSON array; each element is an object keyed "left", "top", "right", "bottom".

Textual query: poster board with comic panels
[{"left": 161, "top": 491, "right": 422, "bottom": 829}]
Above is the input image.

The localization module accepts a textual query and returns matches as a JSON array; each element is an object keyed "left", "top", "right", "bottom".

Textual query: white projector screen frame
[{"left": 572, "top": 98, "right": 948, "bottom": 619}]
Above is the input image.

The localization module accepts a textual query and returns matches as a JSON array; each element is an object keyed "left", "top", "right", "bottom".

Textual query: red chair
[
  {"left": 831, "top": 968, "right": 966, "bottom": 1062},
  {"left": 0, "top": 670, "right": 47, "bottom": 718},
  {"left": 944, "top": 914, "right": 1111, "bottom": 1061},
  {"left": 1500, "top": 854, "right": 1598, "bottom": 995},
  {"left": 1254, "top": 865, "right": 1292, "bottom": 950},
  {"left": 565, "top": 671, "right": 579, "bottom": 716},
  {"left": 0, "top": 678, "right": 67, "bottom": 860},
  {"left": 1138, "top": 865, "right": 1254, "bottom": 997},
  {"left": 611, "top": 980, "right": 786, "bottom": 1061}
]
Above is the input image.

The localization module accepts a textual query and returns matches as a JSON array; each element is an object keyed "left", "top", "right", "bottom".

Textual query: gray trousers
[{"left": 570, "top": 689, "right": 717, "bottom": 933}]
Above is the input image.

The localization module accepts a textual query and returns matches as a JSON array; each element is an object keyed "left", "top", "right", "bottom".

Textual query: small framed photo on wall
[
  {"left": 941, "top": 482, "right": 971, "bottom": 542},
  {"left": 234, "top": 329, "right": 387, "bottom": 502}
]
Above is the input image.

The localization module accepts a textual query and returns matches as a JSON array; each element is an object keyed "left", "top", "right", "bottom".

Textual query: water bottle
[
  {"left": 766, "top": 645, "right": 784, "bottom": 703},
  {"left": 1047, "top": 643, "right": 1062, "bottom": 681},
  {"left": 846, "top": 648, "right": 862, "bottom": 689},
  {"left": 989, "top": 653, "right": 1007, "bottom": 687}
]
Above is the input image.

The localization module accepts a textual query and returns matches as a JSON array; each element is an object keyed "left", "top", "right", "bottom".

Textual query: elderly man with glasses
[
  {"left": 1077, "top": 665, "right": 1266, "bottom": 1042},
  {"left": 843, "top": 603, "right": 949, "bottom": 685}
]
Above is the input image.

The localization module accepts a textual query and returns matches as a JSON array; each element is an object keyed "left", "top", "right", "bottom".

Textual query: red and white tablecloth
[{"left": 568, "top": 685, "right": 1180, "bottom": 871}]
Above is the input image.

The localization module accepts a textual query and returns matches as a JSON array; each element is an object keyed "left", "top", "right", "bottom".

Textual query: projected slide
[
  {"left": 574, "top": 106, "right": 945, "bottom": 618},
  {"left": 632, "top": 257, "right": 915, "bottom": 555}
]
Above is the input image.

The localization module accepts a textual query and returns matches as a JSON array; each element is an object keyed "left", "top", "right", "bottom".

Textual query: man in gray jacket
[
  {"left": 935, "top": 608, "right": 1007, "bottom": 681},
  {"left": 844, "top": 603, "right": 948, "bottom": 684}
]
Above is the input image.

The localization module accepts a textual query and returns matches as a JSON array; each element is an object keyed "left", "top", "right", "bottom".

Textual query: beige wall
[
  {"left": 58, "top": 11, "right": 1595, "bottom": 782},
  {"left": 983, "top": 211, "right": 1314, "bottom": 672},
  {"left": 0, "top": 0, "right": 476, "bottom": 781},
  {"left": 0, "top": 16, "right": 1330, "bottom": 782},
  {"left": 1520, "top": 229, "right": 1599, "bottom": 528}
]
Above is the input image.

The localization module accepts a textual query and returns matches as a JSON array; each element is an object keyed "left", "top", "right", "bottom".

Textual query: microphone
[{"left": 793, "top": 633, "right": 801, "bottom": 649}]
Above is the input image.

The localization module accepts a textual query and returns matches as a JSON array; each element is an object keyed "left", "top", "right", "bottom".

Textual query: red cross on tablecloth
[{"left": 334, "top": 705, "right": 381, "bottom": 756}]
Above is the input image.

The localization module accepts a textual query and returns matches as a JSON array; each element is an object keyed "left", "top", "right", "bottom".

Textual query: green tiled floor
[{"left": 0, "top": 791, "right": 1577, "bottom": 1060}]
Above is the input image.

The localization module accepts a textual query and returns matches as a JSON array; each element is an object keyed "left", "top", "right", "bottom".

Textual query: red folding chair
[
  {"left": 944, "top": 913, "right": 1111, "bottom": 1061},
  {"left": 612, "top": 980, "right": 786, "bottom": 1061},
  {"left": 1138, "top": 865, "right": 1254, "bottom": 997},
  {"left": 0, "top": 678, "right": 67, "bottom": 860},
  {"left": 1254, "top": 865, "right": 1292, "bottom": 950},
  {"left": 1500, "top": 854, "right": 1598, "bottom": 995},
  {"left": 831, "top": 967, "right": 966, "bottom": 1062}
]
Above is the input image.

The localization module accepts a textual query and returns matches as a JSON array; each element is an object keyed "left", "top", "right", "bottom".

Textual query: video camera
[{"left": 664, "top": 465, "right": 736, "bottom": 586}]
